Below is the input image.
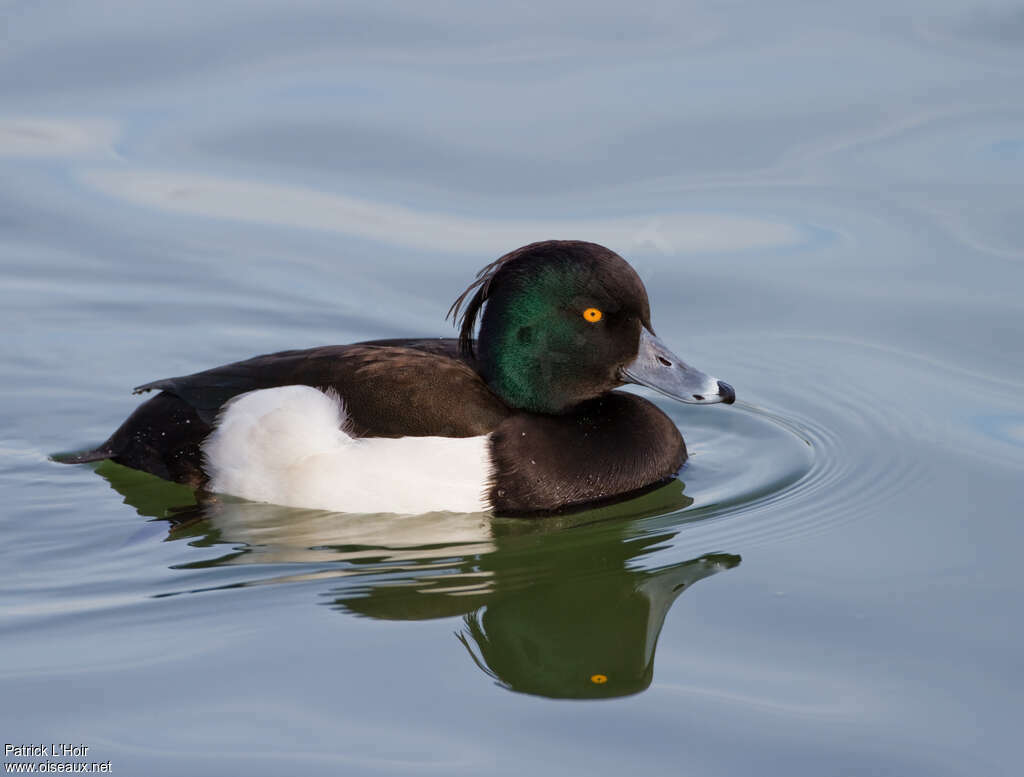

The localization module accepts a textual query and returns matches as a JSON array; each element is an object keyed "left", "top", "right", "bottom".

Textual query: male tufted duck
[{"left": 57, "top": 240, "right": 735, "bottom": 515}]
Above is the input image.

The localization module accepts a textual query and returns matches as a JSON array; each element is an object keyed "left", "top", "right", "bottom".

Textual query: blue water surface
[{"left": 2, "top": 2, "right": 1023, "bottom": 775}]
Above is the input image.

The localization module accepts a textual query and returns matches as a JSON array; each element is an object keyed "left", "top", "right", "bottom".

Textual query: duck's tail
[{"left": 51, "top": 447, "right": 114, "bottom": 464}]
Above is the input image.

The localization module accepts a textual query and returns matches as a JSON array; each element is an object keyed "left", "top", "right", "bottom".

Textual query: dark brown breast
[{"left": 486, "top": 391, "right": 686, "bottom": 515}]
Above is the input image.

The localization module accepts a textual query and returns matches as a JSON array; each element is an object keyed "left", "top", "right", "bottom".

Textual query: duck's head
[{"left": 449, "top": 240, "right": 735, "bottom": 414}]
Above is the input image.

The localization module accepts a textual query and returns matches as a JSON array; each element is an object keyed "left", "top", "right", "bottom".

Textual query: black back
[
  {"left": 89, "top": 339, "right": 511, "bottom": 487},
  {"left": 132, "top": 340, "right": 505, "bottom": 435}
]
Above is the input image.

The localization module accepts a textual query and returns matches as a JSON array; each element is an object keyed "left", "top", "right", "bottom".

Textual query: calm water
[{"left": 2, "top": 2, "right": 1023, "bottom": 775}]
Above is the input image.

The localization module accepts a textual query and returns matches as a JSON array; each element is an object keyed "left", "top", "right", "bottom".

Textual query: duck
[{"left": 58, "top": 240, "right": 735, "bottom": 516}]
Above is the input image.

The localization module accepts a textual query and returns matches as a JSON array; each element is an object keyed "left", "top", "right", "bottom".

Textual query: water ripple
[{"left": 637, "top": 333, "right": 1019, "bottom": 556}]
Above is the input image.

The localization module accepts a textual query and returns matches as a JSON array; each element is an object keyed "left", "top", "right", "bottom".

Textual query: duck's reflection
[
  {"left": 98, "top": 460, "right": 740, "bottom": 699},
  {"left": 455, "top": 551, "right": 737, "bottom": 699}
]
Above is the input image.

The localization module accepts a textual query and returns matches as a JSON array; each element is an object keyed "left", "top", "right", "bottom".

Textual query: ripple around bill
[{"left": 635, "top": 334, "right": 1009, "bottom": 553}]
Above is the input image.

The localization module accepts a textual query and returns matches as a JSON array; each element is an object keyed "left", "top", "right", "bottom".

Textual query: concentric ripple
[{"left": 633, "top": 332, "right": 1020, "bottom": 554}]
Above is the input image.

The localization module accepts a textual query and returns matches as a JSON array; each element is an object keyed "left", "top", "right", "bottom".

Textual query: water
[{"left": 2, "top": 1, "right": 1023, "bottom": 774}]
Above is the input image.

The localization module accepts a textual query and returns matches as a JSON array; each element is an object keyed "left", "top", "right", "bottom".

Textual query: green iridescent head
[{"left": 450, "top": 240, "right": 735, "bottom": 414}]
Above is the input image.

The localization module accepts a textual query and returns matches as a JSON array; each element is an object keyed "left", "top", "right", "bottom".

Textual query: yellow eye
[
  {"left": 582, "top": 307, "right": 603, "bottom": 323},
  {"left": 590, "top": 674, "right": 608, "bottom": 684}
]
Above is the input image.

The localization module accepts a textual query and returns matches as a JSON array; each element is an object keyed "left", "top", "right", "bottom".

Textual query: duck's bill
[{"left": 621, "top": 329, "right": 735, "bottom": 405}]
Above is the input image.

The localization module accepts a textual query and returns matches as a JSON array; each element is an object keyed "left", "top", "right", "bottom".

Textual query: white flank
[{"left": 204, "top": 385, "right": 492, "bottom": 515}]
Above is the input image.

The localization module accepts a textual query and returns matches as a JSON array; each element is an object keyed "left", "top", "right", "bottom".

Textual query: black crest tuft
[{"left": 447, "top": 241, "right": 546, "bottom": 358}]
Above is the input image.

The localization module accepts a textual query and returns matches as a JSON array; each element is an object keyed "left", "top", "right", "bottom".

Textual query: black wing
[
  {"left": 74, "top": 340, "right": 506, "bottom": 487},
  {"left": 133, "top": 340, "right": 504, "bottom": 436}
]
